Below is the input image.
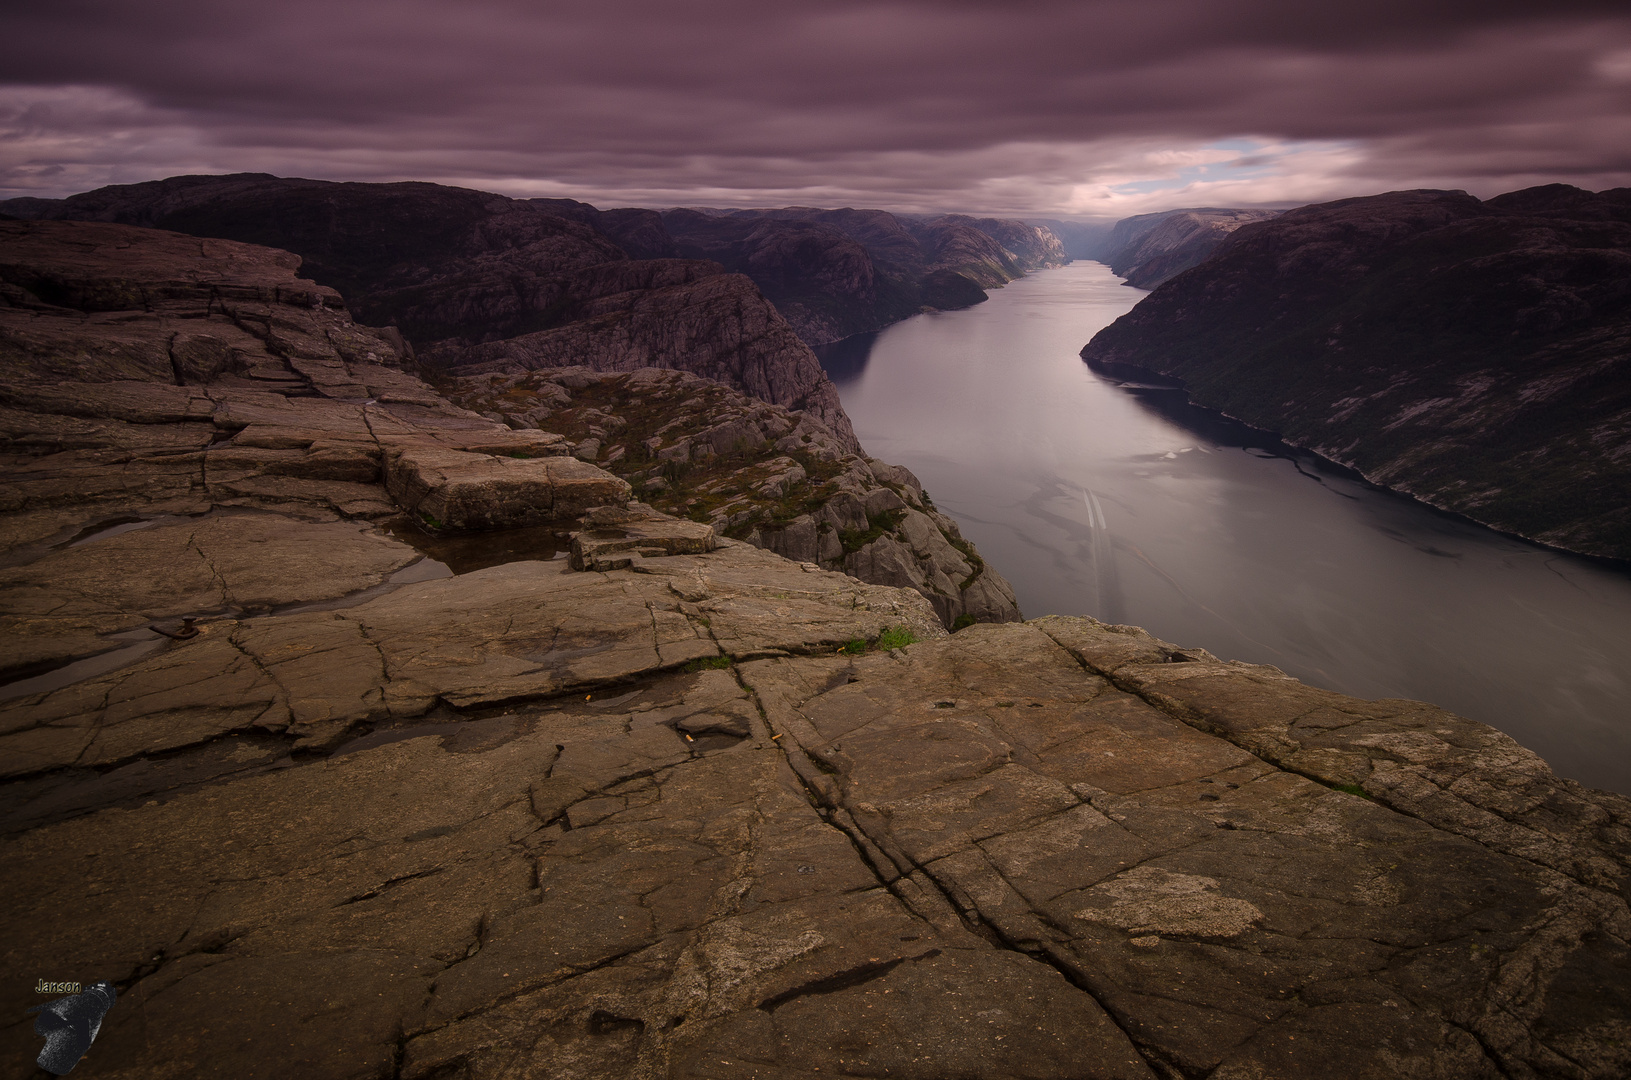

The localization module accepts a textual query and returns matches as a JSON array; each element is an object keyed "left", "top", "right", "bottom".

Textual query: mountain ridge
[
  {"left": 0, "top": 173, "right": 863, "bottom": 448},
  {"left": 1081, "top": 184, "right": 1631, "bottom": 561}
]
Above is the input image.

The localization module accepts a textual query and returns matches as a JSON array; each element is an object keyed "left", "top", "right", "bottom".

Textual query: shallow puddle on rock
[
  {"left": 0, "top": 732, "right": 297, "bottom": 836},
  {"left": 330, "top": 714, "right": 523, "bottom": 758},
  {"left": 64, "top": 516, "right": 185, "bottom": 547},
  {"left": 0, "top": 630, "right": 168, "bottom": 702},
  {"left": 681, "top": 731, "right": 747, "bottom": 753},
  {"left": 585, "top": 690, "right": 642, "bottom": 709},
  {"left": 384, "top": 518, "right": 571, "bottom": 574},
  {"left": 270, "top": 556, "right": 453, "bottom": 616}
]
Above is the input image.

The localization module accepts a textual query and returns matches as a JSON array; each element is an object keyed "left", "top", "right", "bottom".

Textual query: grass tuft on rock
[
  {"left": 877, "top": 626, "right": 918, "bottom": 650},
  {"left": 839, "top": 509, "right": 906, "bottom": 554}
]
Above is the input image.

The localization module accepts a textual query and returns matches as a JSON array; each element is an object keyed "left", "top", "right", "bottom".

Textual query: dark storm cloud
[{"left": 2, "top": 0, "right": 1628, "bottom": 213}]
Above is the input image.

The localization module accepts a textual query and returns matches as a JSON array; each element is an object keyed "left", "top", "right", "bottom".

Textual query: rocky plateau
[{"left": 1, "top": 213, "right": 1628, "bottom": 1080}]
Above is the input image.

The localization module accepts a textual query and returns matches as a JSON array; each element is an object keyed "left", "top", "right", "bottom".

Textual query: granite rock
[
  {"left": 5, "top": 602, "right": 1626, "bottom": 1079},
  {"left": 385, "top": 446, "right": 630, "bottom": 531}
]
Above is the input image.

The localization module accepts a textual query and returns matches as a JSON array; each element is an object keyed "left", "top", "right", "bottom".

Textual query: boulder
[
  {"left": 385, "top": 447, "right": 630, "bottom": 530},
  {"left": 570, "top": 510, "right": 718, "bottom": 571}
]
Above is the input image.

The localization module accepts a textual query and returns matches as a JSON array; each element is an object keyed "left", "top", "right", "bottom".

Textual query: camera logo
[{"left": 27, "top": 982, "right": 117, "bottom": 1076}]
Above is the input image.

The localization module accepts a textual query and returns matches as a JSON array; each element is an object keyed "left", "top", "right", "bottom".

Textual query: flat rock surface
[{"left": 4, "top": 593, "right": 1628, "bottom": 1079}]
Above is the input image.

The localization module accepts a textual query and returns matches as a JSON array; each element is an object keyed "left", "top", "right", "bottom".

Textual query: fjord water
[{"left": 821, "top": 261, "right": 1631, "bottom": 796}]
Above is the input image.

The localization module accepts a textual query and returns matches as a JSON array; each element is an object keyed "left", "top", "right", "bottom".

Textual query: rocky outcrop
[
  {"left": 5, "top": 206, "right": 1628, "bottom": 1080},
  {"left": 662, "top": 207, "right": 1068, "bottom": 346},
  {"left": 0, "top": 173, "right": 628, "bottom": 344},
  {"left": 450, "top": 366, "right": 1021, "bottom": 630},
  {"left": 569, "top": 503, "right": 718, "bottom": 571},
  {"left": 0, "top": 174, "right": 859, "bottom": 448},
  {"left": 1081, "top": 185, "right": 1631, "bottom": 561},
  {"left": 1100, "top": 207, "right": 1282, "bottom": 288}
]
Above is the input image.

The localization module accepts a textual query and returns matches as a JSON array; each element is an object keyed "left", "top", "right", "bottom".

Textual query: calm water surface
[{"left": 821, "top": 261, "right": 1631, "bottom": 796}]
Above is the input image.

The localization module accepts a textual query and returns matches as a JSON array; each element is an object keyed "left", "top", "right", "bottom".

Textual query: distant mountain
[
  {"left": 661, "top": 207, "right": 1067, "bottom": 345},
  {"left": 1081, "top": 185, "right": 1631, "bottom": 560},
  {"left": 526, "top": 197, "right": 680, "bottom": 260},
  {"left": 0, "top": 174, "right": 859, "bottom": 444},
  {"left": 1099, "top": 207, "right": 1281, "bottom": 288},
  {"left": 1028, "top": 218, "right": 1116, "bottom": 261},
  {"left": 0, "top": 175, "right": 1070, "bottom": 357}
]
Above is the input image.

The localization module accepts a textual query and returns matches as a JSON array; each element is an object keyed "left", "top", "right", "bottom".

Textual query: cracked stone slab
[
  {"left": 570, "top": 513, "right": 718, "bottom": 571},
  {"left": 0, "top": 541, "right": 946, "bottom": 777},
  {"left": 739, "top": 620, "right": 1631, "bottom": 1080},
  {"left": 3, "top": 608, "right": 1627, "bottom": 1080},
  {"left": 1036, "top": 614, "right": 1631, "bottom": 894},
  {"left": 384, "top": 446, "right": 631, "bottom": 530}
]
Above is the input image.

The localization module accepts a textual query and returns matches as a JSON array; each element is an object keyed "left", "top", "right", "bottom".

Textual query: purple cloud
[{"left": 2, "top": 1, "right": 1628, "bottom": 213}]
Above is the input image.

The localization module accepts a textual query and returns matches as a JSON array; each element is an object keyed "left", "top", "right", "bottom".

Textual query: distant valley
[{"left": 9, "top": 172, "right": 1629, "bottom": 568}]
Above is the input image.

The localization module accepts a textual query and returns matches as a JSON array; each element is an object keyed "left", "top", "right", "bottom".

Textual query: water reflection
[
  {"left": 828, "top": 261, "right": 1631, "bottom": 795},
  {"left": 814, "top": 330, "right": 882, "bottom": 385}
]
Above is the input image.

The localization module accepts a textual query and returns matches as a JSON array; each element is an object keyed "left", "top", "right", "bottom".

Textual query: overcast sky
[{"left": 3, "top": 0, "right": 1629, "bottom": 218}]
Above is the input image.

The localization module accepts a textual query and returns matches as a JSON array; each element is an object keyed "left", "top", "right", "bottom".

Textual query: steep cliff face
[
  {"left": 1081, "top": 185, "right": 1631, "bottom": 560},
  {"left": 663, "top": 206, "right": 1068, "bottom": 346},
  {"left": 660, "top": 211, "right": 886, "bottom": 346},
  {"left": 4, "top": 214, "right": 1629, "bottom": 1080},
  {"left": 945, "top": 213, "right": 1070, "bottom": 273},
  {"left": 0, "top": 174, "right": 857, "bottom": 448},
  {"left": 1102, "top": 206, "right": 1281, "bottom": 288},
  {"left": 1029, "top": 217, "right": 1117, "bottom": 259},
  {"left": 905, "top": 214, "right": 1025, "bottom": 287},
  {"left": 426, "top": 266, "right": 860, "bottom": 449}
]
